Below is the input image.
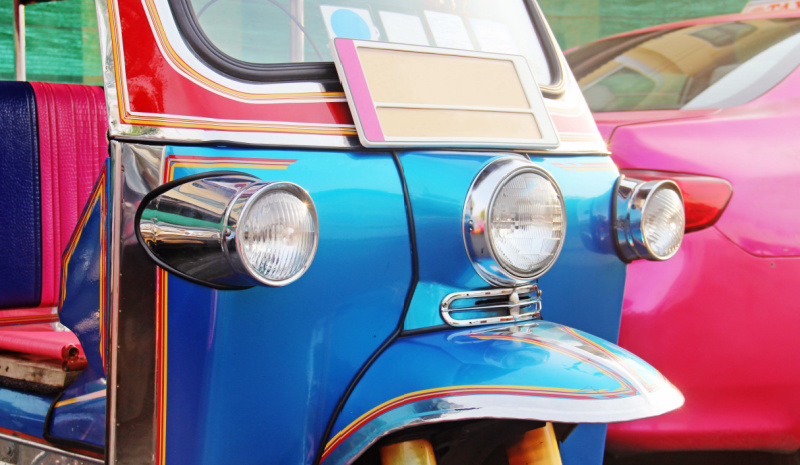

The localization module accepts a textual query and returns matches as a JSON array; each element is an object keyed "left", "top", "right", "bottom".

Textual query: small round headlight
[
  {"left": 228, "top": 182, "right": 319, "bottom": 286},
  {"left": 464, "top": 158, "right": 566, "bottom": 286},
  {"left": 614, "top": 177, "right": 684, "bottom": 262}
]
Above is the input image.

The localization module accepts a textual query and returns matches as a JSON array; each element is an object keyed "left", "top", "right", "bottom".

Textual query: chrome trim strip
[
  {"left": 613, "top": 177, "right": 684, "bottom": 262},
  {"left": 108, "top": 143, "right": 164, "bottom": 465},
  {"left": 440, "top": 285, "right": 542, "bottom": 327},
  {"left": 463, "top": 158, "right": 566, "bottom": 286},
  {"left": 0, "top": 432, "right": 104, "bottom": 465}
]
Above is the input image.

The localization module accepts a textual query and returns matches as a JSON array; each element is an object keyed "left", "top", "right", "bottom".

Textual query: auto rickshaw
[{"left": 0, "top": 0, "right": 686, "bottom": 464}]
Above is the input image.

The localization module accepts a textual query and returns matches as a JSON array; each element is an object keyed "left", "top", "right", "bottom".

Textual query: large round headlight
[
  {"left": 136, "top": 173, "right": 318, "bottom": 289},
  {"left": 464, "top": 158, "right": 566, "bottom": 286},
  {"left": 614, "top": 177, "right": 684, "bottom": 262},
  {"left": 227, "top": 182, "right": 319, "bottom": 286}
]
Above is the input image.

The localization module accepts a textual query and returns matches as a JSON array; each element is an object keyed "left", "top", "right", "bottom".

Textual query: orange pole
[
  {"left": 507, "top": 422, "right": 563, "bottom": 465},
  {"left": 380, "top": 439, "right": 437, "bottom": 465}
]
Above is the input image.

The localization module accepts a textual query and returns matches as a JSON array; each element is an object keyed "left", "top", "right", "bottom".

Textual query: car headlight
[
  {"left": 136, "top": 173, "right": 318, "bottom": 289},
  {"left": 464, "top": 158, "right": 566, "bottom": 286},
  {"left": 226, "top": 182, "right": 318, "bottom": 286},
  {"left": 614, "top": 177, "right": 684, "bottom": 262}
]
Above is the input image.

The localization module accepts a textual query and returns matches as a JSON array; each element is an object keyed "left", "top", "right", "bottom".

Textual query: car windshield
[
  {"left": 186, "top": 0, "right": 555, "bottom": 84},
  {"left": 566, "top": 18, "right": 800, "bottom": 111}
]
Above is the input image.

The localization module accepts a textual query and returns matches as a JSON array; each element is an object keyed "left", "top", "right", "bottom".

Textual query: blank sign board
[{"left": 332, "top": 38, "right": 560, "bottom": 148}]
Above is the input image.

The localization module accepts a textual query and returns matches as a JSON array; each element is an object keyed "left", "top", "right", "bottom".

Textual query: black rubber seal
[
  {"left": 133, "top": 170, "right": 259, "bottom": 291},
  {"left": 312, "top": 152, "right": 420, "bottom": 465},
  {"left": 43, "top": 390, "right": 106, "bottom": 456}
]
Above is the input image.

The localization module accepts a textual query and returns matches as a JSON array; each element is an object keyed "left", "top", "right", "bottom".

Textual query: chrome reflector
[
  {"left": 464, "top": 158, "right": 566, "bottom": 286},
  {"left": 614, "top": 177, "right": 685, "bottom": 262},
  {"left": 136, "top": 172, "right": 318, "bottom": 289}
]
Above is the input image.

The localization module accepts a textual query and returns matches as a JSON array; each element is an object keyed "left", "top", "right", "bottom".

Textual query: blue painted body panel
[
  {"left": 48, "top": 365, "right": 107, "bottom": 448},
  {"left": 160, "top": 147, "right": 412, "bottom": 465},
  {"left": 323, "top": 321, "right": 682, "bottom": 465},
  {"left": 0, "top": 389, "right": 54, "bottom": 439},
  {"left": 48, "top": 162, "right": 110, "bottom": 448},
  {"left": 396, "top": 152, "right": 625, "bottom": 465}
]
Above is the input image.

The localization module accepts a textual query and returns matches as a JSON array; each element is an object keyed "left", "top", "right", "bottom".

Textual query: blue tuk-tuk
[{"left": 0, "top": 0, "right": 686, "bottom": 464}]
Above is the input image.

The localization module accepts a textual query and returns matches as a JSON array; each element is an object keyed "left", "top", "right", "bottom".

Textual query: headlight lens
[
  {"left": 614, "top": 177, "right": 684, "bottom": 262},
  {"left": 642, "top": 185, "right": 684, "bottom": 259},
  {"left": 464, "top": 158, "right": 566, "bottom": 286},
  {"left": 233, "top": 183, "right": 319, "bottom": 286},
  {"left": 489, "top": 171, "right": 564, "bottom": 277}
]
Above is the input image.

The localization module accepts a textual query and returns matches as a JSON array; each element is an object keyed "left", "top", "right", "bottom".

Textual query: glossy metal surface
[
  {"left": 399, "top": 153, "right": 626, "bottom": 465},
  {"left": 138, "top": 174, "right": 320, "bottom": 288},
  {"left": 0, "top": 433, "right": 103, "bottom": 465},
  {"left": 108, "top": 142, "right": 163, "bottom": 465},
  {"left": 463, "top": 158, "right": 566, "bottom": 286},
  {"left": 613, "top": 177, "right": 684, "bottom": 263},
  {"left": 323, "top": 321, "right": 683, "bottom": 465},
  {"left": 440, "top": 285, "right": 541, "bottom": 327}
]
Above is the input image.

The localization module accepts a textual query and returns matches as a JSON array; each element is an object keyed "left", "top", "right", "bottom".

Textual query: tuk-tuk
[{"left": 0, "top": 0, "right": 687, "bottom": 464}]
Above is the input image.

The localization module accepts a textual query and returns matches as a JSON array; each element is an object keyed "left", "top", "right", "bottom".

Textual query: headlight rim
[
  {"left": 463, "top": 157, "right": 567, "bottom": 287},
  {"left": 614, "top": 176, "right": 684, "bottom": 263}
]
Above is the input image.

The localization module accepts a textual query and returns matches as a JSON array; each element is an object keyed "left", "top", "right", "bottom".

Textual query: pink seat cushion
[{"left": 30, "top": 82, "right": 108, "bottom": 308}]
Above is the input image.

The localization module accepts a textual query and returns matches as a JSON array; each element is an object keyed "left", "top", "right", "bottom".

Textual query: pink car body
[{"left": 568, "top": 12, "right": 800, "bottom": 454}]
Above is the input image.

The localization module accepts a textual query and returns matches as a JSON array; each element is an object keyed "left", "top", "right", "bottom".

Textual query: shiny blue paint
[
  {"left": 48, "top": 364, "right": 106, "bottom": 448},
  {"left": 59, "top": 161, "right": 109, "bottom": 377},
  {"left": 398, "top": 152, "right": 505, "bottom": 330},
  {"left": 398, "top": 153, "right": 625, "bottom": 465},
  {"left": 533, "top": 156, "right": 627, "bottom": 465},
  {"left": 325, "top": 321, "right": 682, "bottom": 465},
  {"left": 399, "top": 153, "right": 625, "bottom": 333},
  {"left": 161, "top": 146, "right": 412, "bottom": 465},
  {"left": 0, "top": 388, "right": 54, "bottom": 439},
  {"left": 46, "top": 163, "right": 110, "bottom": 448}
]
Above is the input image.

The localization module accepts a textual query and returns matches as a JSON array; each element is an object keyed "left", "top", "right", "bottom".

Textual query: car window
[
  {"left": 567, "top": 18, "right": 800, "bottom": 111},
  {"left": 181, "top": 0, "right": 556, "bottom": 85}
]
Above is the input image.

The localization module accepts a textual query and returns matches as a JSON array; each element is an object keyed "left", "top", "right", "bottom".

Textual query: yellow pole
[
  {"left": 380, "top": 439, "right": 437, "bottom": 465},
  {"left": 506, "top": 422, "right": 563, "bottom": 465}
]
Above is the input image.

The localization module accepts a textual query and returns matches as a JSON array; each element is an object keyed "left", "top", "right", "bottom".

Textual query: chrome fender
[{"left": 322, "top": 321, "right": 683, "bottom": 464}]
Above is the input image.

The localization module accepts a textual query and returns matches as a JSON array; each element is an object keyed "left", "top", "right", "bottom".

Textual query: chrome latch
[{"left": 440, "top": 284, "right": 542, "bottom": 327}]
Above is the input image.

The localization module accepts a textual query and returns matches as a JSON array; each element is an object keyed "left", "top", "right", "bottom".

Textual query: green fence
[{"left": 0, "top": 0, "right": 102, "bottom": 84}]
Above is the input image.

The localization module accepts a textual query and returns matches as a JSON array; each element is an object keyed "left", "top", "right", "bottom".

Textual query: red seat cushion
[{"left": 30, "top": 82, "right": 108, "bottom": 308}]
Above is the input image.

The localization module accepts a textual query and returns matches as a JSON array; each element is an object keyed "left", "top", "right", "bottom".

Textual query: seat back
[{"left": 0, "top": 81, "right": 108, "bottom": 310}]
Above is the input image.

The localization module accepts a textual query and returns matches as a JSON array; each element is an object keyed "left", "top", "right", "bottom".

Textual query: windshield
[
  {"left": 185, "top": 0, "right": 555, "bottom": 85},
  {"left": 566, "top": 18, "right": 800, "bottom": 111}
]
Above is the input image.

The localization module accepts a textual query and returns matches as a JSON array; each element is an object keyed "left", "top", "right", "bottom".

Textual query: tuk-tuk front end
[{"left": 0, "top": 0, "right": 687, "bottom": 464}]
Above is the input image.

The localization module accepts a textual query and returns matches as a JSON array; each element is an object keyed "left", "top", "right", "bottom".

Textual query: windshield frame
[{"left": 167, "top": 0, "right": 565, "bottom": 95}]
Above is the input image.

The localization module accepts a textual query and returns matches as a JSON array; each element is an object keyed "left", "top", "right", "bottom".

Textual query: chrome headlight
[
  {"left": 136, "top": 173, "right": 318, "bottom": 289},
  {"left": 614, "top": 177, "right": 684, "bottom": 262},
  {"left": 226, "top": 182, "right": 318, "bottom": 287},
  {"left": 464, "top": 158, "right": 566, "bottom": 286}
]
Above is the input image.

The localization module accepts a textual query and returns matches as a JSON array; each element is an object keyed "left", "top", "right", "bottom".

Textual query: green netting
[
  {"left": 0, "top": 0, "right": 102, "bottom": 84},
  {"left": 538, "top": 0, "right": 748, "bottom": 49}
]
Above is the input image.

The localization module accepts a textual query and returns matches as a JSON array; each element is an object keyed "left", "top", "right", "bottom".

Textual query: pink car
[{"left": 566, "top": 11, "right": 800, "bottom": 462}]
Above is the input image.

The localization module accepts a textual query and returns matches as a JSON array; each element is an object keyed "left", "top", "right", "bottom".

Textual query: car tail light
[{"left": 619, "top": 170, "right": 732, "bottom": 233}]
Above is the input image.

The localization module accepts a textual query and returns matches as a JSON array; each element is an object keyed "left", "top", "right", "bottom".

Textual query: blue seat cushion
[{"left": 0, "top": 81, "right": 41, "bottom": 309}]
